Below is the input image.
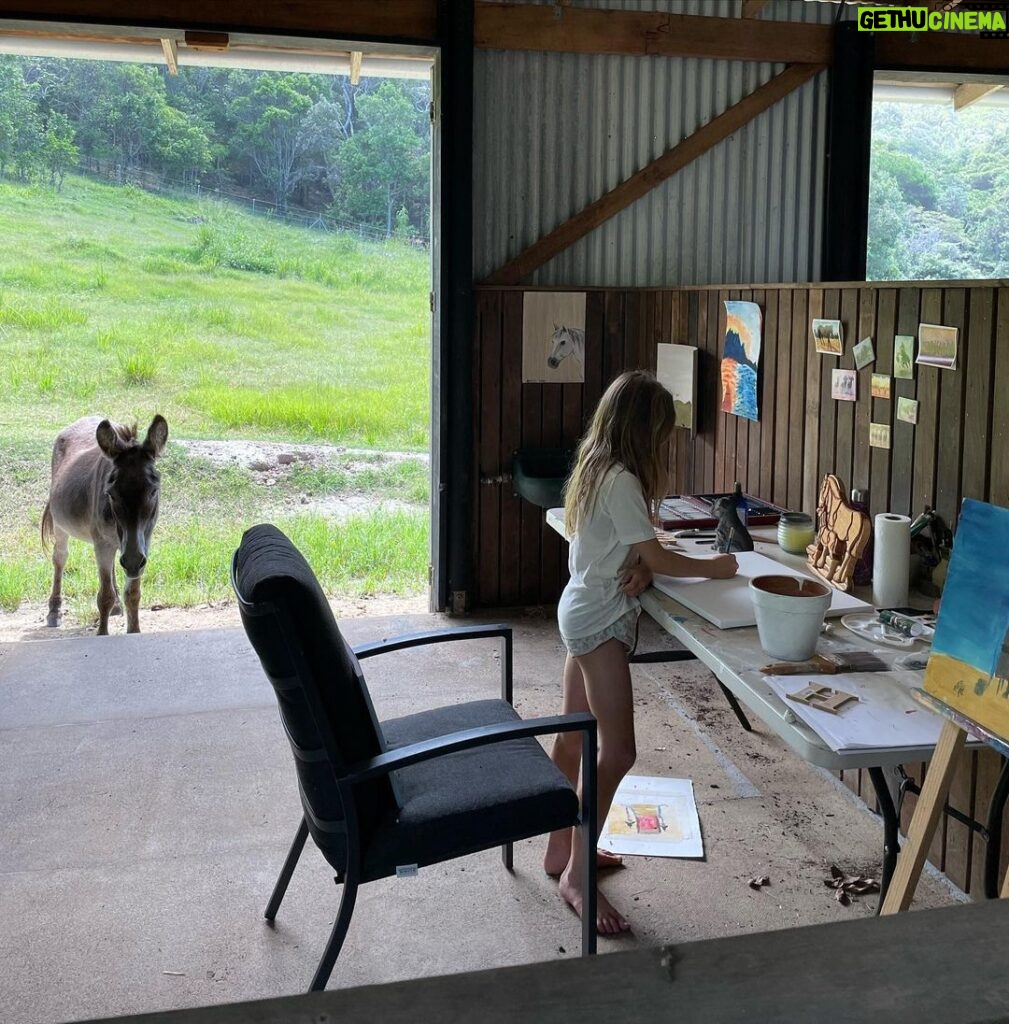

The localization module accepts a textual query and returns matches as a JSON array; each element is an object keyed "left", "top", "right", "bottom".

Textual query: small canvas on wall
[
  {"left": 832, "top": 368, "right": 856, "bottom": 402},
  {"left": 522, "top": 292, "right": 586, "bottom": 383},
  {"left": 812, "top": 319, "right": 843, "bottom": 355},
  {"left": 656, "top": 344, "right": 698, "bottom": 433},
  {"left": 894, "top": 336, "right": 915, "bottom": 379},
  {"left": 721, "top": 300, "right": 762, "bottom": 421},
  {"left": 917, "top": 323, "right": 958, "bottom": 370}
]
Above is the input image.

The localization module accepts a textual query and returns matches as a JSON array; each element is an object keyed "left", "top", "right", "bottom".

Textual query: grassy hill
[{"left": 0, "top": 174, "right": 431, "bottom": 617}]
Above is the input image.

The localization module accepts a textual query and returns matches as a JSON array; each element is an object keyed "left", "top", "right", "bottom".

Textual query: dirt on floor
[{"left": 0, "top": 593, "right": 430, "bottom": 643}]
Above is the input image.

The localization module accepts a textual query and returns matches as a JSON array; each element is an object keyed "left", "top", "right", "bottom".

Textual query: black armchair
[{"left": 231, "top": 524, "right": 598, "bottom": 991}]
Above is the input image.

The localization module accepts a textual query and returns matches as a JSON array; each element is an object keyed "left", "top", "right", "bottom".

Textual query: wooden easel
[{"left": 881, "top": 692, "right": 1009, "bottom": 913}]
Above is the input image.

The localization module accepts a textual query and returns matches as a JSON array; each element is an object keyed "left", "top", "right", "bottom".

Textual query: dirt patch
[{"left": 0, "top": 593, "right": 430, "bottom": 643}]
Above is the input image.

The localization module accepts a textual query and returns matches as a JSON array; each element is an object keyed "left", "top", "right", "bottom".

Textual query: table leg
[
  {"left": 867, "top": 766, "right": 899, "bottom": 914},
  {"left": 716, "top": 681, "right": 753, "bottom": 733}
]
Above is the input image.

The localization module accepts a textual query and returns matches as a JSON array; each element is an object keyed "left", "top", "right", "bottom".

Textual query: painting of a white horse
[
  {"left": 522, "top": 291, "right": 587, "bottom": 383},
  {"left": 547, "top": 324, "right": 585, "bottom": 370}
]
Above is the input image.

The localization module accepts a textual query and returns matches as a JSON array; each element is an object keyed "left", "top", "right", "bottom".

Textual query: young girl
[{"left": 544, "top": 370, "right": 737, "bottom": 934}]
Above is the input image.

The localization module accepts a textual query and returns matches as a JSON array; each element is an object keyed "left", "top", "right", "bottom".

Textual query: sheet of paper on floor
[
  {"left": 763, "top": 670, "right": 944, "bottom": 751},
  {"left": 600, "top": 775, "right": 703, "bottom": 858}
]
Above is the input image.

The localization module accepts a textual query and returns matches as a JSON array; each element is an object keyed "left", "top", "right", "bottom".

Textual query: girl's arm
[{"left": 631, "top": 538, "right": 738, "bottom": 580}]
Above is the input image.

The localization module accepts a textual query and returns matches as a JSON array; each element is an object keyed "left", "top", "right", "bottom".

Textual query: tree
[
  {"left": 0, "top": 60, "right": 42, "bottom": 180},
  {"left": 229, "top": 73, "right": 321, "bottom": 213},
  {"left": 40, "top": 110, "right": 78, "bottom": 188},
  {"left": 329, "top": 80, "right": 429, "bottom": 236}
]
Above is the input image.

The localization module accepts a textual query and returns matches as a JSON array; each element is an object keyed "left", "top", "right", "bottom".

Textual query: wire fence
[{"left": 78, "top": 164, "right": 430, "bottom": 248}]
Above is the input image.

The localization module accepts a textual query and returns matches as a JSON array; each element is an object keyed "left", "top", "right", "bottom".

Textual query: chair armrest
[
  {"left": 353, "top": 624, "right": 514, "bottom": 703},
  {"left": 344, "top": 711, "right": 596, "bottom": 785}
]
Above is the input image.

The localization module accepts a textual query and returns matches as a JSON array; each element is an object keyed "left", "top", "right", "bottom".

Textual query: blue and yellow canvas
[
  {"left": 721, "top": 300, "right": 762, "bottom": 421},
  {"left": 924, "top": 499, "right": 1009, "bottom": 739}
]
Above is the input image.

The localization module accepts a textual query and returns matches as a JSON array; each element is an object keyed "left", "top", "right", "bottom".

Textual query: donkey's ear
[
  {"left": 95, "top": 420, "right": 125, "bottom": 458},
  {"left": 143, "top": 415, "right": 168, "bottom": 458}
]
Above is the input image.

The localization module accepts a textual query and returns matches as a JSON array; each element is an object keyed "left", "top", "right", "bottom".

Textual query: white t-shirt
[{"left": 557, "top": 464, "right": 657, "bottom": 641}]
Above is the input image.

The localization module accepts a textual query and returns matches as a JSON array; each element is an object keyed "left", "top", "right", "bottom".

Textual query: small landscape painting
[
  {"left": 869, "top": 422, "right": 891, "bottom": 449},
  {"left": 871, "top": 374, "right": 891, "bottom": 400},
  {"left": 812, "top": 318, "right": 843, "bottom": 356},
  {"left": 917, "top": 323, "right": 958, "bottom": 370},
  {"left": 896, "top": 396, "right": 919, "bottom": 424},
  {"left": 853, "top": 336, "right": 876, "bottom": 371},
  {"left": 832, "top": 368, "right": 857, "bottom": 402},
  {"left": 721, "top": 300, "right": 762, "bottom": 422},
  {"left": 894, "top": 335, "right": 915, "bottom": 380}
]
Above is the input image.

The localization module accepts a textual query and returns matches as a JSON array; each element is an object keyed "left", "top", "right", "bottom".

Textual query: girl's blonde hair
[{"left": 564, "top": 370, "right": 676, "bottom": 534}]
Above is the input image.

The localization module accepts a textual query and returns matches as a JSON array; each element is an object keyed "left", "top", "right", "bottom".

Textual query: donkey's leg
[
  {"left": 94, "top": 543, "right": 118, "bottom": 636},
  {"left": 124, "top": 575, "right": 142, "bottom": 635},
  {"left": 46, "top": 527, "right": 70, "bottom": 627},
  {"left": 110, "top": 578, "right": 123, "bottom": 617}
]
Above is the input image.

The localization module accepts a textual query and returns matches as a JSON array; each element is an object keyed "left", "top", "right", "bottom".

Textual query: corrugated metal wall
[{"left": 474, "top": 0, "right": 835, "bottom": 287}]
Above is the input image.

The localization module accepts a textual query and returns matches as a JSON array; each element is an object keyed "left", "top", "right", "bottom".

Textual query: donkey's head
[{"left": 96, "top": 415, "right": 168, "bottom": 579}]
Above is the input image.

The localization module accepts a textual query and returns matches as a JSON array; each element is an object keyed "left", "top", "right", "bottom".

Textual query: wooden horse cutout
[{"left": 806, "top": 474, "right": 871, "bottom": 592}]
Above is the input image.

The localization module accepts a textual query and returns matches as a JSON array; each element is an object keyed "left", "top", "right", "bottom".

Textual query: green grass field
[{"left": 0, "top": 175, "right": 431, "bottom": 618}]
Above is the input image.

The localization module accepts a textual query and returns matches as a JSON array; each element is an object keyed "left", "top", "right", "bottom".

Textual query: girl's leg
[
  {"left": 559, "top": 638, "right": 637, "bottom": 934},
  {"left": 543, "top": 655, "right": 624, "bottom": 875}
]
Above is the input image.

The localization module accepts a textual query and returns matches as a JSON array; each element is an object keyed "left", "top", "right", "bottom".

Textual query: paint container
[
  {"left": 777, "top": 513, "right": 816, "bottom": 555},
  {"left": 749, "top": 575, "right": 832, "bottom": 661}
]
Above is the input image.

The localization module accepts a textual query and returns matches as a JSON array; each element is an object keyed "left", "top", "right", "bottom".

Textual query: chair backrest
[{"left": 231, "top": 524, "right": 397, "bottom": 867}]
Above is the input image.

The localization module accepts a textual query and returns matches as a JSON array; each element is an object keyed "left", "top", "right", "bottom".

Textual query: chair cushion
[{"left": 362, "top": 699, "right": 581, "bottom": 881}]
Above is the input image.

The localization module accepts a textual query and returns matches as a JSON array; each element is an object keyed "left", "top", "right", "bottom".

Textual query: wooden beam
[
  {"left": 483, "top": 62, "right": 825, "bottom": 285},
  {"left": 184, "top": 30, "right": 229, "bottom": 50},
  {"left": 953, "top": 82, "right": 1001, "bottom": 111},
  {"left": 876, "top": 31, "right": 1009, "bottom": 74},
  {"left": 160, "top": 36, "right": 177, "bottom": 74},
  {"left": 740, "top": 0, "right": 770, "bottom": 16},
  {"left": 349, "top": 49, "right": 363, "bottom": 84},
  {"left": 0, "top": 1, "right": 439, "bottom": 43},
  {"left": 475, "top": 3, "right": 833, "bottom": 64}
]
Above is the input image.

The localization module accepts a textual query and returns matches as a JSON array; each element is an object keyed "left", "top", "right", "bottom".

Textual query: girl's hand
[
  {"left": 706, "top": 554, "right": 738, "bottom": 579},
  {"left": 619, "top": 563, "right": 653, "bottom": 597}
]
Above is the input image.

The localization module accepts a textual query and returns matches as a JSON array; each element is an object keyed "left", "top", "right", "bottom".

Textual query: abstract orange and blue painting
[
  {"left": 924, "top": 498, "right": 1009, "bottom": 740},
  {"left": 721, "top": 300, "right": 762, "bottom": 421}
]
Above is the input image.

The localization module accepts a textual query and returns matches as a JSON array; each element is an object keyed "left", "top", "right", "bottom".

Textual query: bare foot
[
  {"left": 558, "top": 869, "right": 631, "bottom": 935},
  {"left": 543, "top": 831, "right": 623, "bottom": 877}
]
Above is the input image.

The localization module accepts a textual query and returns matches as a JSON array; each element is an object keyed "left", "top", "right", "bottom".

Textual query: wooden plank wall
[{"left": 474, "top": 281, "right": 1009, "bottom": 898}]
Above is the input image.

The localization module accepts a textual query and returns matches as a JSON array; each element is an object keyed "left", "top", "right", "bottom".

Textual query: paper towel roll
[{"left": 872, "top": 513, "right": 912, "bottom": 608}]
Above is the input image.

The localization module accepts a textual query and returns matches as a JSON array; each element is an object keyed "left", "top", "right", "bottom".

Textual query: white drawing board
[{"left": 652, "top": 551, "right": 872, "bottom": 629}]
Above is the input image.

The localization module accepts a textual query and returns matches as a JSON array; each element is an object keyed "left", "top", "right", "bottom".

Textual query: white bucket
[{"left": 749, "top": 575, "right": 832, "bottom": 662}]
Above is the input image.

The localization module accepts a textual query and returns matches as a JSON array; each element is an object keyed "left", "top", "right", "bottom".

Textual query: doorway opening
[{"left": 0, "top": 28, "right": 437, "bottom": 637}]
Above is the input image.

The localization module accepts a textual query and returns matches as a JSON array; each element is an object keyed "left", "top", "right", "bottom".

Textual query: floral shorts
[{"left": 562, "top": 607, "right": 640, "bottom": 658}]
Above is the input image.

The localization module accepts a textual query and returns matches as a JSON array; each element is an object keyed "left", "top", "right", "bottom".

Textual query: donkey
[{"left": 41, "top": 415, "right": 168, "bottom": 635}]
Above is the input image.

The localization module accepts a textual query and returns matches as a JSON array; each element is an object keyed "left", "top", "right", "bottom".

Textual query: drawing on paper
[
  {"left": 917, "top": 323, "right": 958, "bottom": 370},
  {"left": 600, "top": 775, "right": 703, "bottom": 858},
  {"left": 871, "top": 374, "right": 891, "bottom": 400},
  {"left": 924, "top": 499, "right": 1009, "bottom": 739},
  {"left": 832, "top": 368, "right": 857, "bottom": 402},
  {"left": 853, "top": 336, "right": 876, "bottom": 370},
  {"left": 812, "top": 318, "right": 843, "bottom": 356},
  {"left": 869, "top": 422, "right": 891, "bottom": 449},
  {"left": 521, "top": 291, "right": 587, "bottom": 383},
  {"left": 896, "top": 396, "right": 918, "bottom": 424},
  {"left": 894, "top": 335, "right": 915, "bottom": 379},
  {"left": 721, "top": 300, "right": 762, "bottom": 422},
  {"left": 656, "top": 343, "right": 698, "bottom": 432}
]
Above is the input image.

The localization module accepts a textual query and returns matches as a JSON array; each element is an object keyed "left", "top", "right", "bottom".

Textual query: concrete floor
[{"left": 0, "top": 612, "right": 961, "bottom": 1024}]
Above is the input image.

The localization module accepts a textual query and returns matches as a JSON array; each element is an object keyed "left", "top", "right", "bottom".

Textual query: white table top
[{"left": 545, "top": 508, "right": 949, "bottom": 771}]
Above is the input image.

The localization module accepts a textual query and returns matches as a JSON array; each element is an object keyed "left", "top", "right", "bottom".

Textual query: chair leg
[
  {"left": 308, "top": 869, "right": 360, "bottom": 992},
  {"left": 501, "top": 841, "right": 514, "bottom": 871},
  {"left": 581, "top": 728, "right": 598, "bottom": 957},
  {"left": 265, "top": 817, "right": 309, "bottom": 922}
]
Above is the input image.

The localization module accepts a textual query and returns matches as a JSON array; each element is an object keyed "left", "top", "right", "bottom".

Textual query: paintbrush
[{"left": 760, "top": 650, "right": 889, "bottom": 675}]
